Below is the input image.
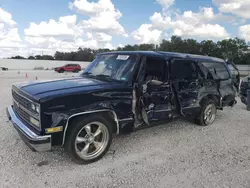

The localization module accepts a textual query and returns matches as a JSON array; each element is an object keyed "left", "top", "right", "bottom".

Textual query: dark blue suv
[{"left": 6, "top": 51, "right": 239, "bottom": 164}]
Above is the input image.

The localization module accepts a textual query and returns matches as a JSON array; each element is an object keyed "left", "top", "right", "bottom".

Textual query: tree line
[{"left": 10, "top": 36, "right": 250, "bottom": 65}]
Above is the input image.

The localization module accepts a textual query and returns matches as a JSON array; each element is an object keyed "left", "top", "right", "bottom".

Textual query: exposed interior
[
  {"left": 132, "top": 56, "right": 167, "bottom": 127},
  {"left": 132, "top": 56, "right": 237, "bottom": 129}
]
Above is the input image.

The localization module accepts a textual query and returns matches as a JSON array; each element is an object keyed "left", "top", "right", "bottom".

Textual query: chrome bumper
[{"left": 6, "top": 106, "right": 51, "bottom": 152}]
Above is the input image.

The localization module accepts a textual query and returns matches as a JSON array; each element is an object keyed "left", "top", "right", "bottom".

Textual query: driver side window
[{"left": 143, "top": 56, "right": 167, "bottom": 83}]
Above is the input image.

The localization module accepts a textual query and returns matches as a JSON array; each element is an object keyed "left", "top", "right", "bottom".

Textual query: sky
[{"left": 1, "top": 0, "right": 250, "bottom": 58}]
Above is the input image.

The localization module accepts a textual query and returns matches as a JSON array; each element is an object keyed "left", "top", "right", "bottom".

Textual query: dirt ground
[{"left": 0, "top": 71, "right": 250, "bottom": 188}]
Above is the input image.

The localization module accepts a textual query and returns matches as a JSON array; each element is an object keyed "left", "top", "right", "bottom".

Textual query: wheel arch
[
  {"left": 199, "top": 94, "right": 221, "bottom": 107},
  {"left": 62, "top": 109, "right": 119, "bottom": 146}
]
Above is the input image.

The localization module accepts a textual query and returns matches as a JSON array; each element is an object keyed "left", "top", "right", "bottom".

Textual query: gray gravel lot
[{"left": 0, "top": 71, "right": 250, "bottom": 188}]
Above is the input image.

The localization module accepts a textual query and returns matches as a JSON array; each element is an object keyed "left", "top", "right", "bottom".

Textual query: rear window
[{"left": 202, "top": 62, "right": 230, "bottom": 80}]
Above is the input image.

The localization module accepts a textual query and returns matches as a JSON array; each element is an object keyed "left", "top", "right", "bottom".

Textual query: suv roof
[{"left": 99, "top": 51, "right": 225, "bottom": 63}]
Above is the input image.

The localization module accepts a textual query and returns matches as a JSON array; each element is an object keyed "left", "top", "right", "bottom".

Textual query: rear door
[
  {"left": 135, "top": 56, "right": 175, "bottom": 124},
  {"left": 170, "top": 58, "right": 202, "bottom": 115}
]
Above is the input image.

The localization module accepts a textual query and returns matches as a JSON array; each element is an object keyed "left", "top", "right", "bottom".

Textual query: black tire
[
  {"left": 64, "top": 115, "right": 113, "bottom": 164},
  {"left": 58, "top": 69, "right": 64, "bottom": 73},
  {"left": 195, "top": 99, "right": 217, "bottom": 126},
  {"left": 73, "top": 69, "right": 79, "bottom": 73}
]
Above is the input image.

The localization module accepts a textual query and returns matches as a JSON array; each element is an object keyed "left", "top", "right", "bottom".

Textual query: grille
[
  {"left": 12, "top": 89, "right": 31, "bottom": 110},
  {"left": 12, "top": 87, "right": 40, "bottom": 129},
  {"left": 13, "top": 101, "right": 30, "bottom": 124}
]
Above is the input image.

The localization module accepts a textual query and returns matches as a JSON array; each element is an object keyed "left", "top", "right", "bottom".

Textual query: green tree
[{"left": 28, "top": 56, "right": 35, "bottom": 59}]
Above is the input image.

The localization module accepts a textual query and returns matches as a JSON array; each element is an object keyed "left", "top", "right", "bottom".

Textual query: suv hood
[{"left": 14, "top": 76, "right": 118, "bottom": 101}]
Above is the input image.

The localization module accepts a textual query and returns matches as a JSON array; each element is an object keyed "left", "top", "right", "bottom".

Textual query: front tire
[
  {"left": 195, "top": 100, "right": 217, "bottom": 126},
  {"left": 64, "top": 115, "right": 113, "bottom": 164},
  {"left": 58, "top": 69, "right": 64, "bottom": 73}
]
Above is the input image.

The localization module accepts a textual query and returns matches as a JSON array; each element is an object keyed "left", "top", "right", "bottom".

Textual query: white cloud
[
  {"left": 69, "top": 0, "right": 120, "bottom": 17},
  {"left": 104, "top": 43, "right": 115, "bottom": 49},
  {"left": 0, "top": 8, "right": 24, "bottom": 57},
  {"left": 173, "top": 24, "right": 229, "bottom": 38},
  {"left": 0, "top": 8, "right": 16, "bottom": 27},
  {"left": 86, "top": 32, "right": 112, "bottom": 42},
  {"left": 23, "top": 14, "right": 116, "bottom": 56},
  {"left": 239, "top": 24, "right": 250, "bottom": 41},
  {"left": 156, "top": 0, "right": 175, "bottom": 9},
  {"left": 0, "top": 28, "right": 23, "bottom": 48},
  {"left": 213, "top": 0, "right": 250, "bottom": 18},
  {"left": 70, "top": 0, "right": 127, "bottom": 37},
  {"left": 132, "top": 24, "right": 162, "bottom": 44},
  {"left": 132, "top": 6, "right": 230, "bottom": 43},
  {"left": 0, "top": 3, "right": 122, "bottom": 57},
  {"left": 24, "top": 15, "right": 82, "bottom": 39},
  {"left": 23, "top": 15, "right": 83, "bottom": 55},
  {"left": 81, "top": 12, "right": 127, "bottom": 37},
  {"left": 118, "top": 44, "right": 124, "bottom": 48}
]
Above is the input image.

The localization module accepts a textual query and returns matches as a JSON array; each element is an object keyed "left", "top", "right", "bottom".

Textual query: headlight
[
  {"left": 31, "top": 103, "right": 40, "bottom": 113},
  {"left": 31, "top": 103, "right": 36, "bottom": 111},
  {"left": 30, "top": 117, "right": 39, "bottom": 127},
  {"left": 36, "top": 106, "right": 40, "bottom": 113}
]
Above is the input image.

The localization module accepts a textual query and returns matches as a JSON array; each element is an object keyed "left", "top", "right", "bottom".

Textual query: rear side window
[
  {"left": 202, "top": 62, "right": 230, "bottom": 80},
  {"left": 171, "top": 60, "right": 198, "bottom": 80}
]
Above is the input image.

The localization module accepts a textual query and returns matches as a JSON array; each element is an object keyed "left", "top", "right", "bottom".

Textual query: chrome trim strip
[
  {"left": 119, "top": 118, "right": 133, "bottom": 121},
  {"left": 62, "top": 109, "right": 119, "bottom": 146},
  {"left": 220, "top": 97, "right": 223, "bottom": 107},
  {"left": 7, "top": 106, "right": 51, "bottom": 152}
]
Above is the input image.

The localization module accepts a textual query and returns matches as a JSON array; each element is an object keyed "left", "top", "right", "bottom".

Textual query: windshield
[{"left": 82, "top": 54, "right": 137, "bottom": 82}]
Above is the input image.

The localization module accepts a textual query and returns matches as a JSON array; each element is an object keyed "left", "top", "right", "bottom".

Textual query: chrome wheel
[
  {"left": 74, "top": 122, "right": 109, "bottom": 160},
  {"left": 204, "top": 103, "right": 216, "bottom": 125}
]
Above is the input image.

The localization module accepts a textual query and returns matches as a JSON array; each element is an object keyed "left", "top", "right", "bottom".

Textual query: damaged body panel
[
  {"left": 240, "top": 76, "right": 250, "bottom": 105},
  {"left": 6, "top": 51, "right": 239, "bottom": 164}
]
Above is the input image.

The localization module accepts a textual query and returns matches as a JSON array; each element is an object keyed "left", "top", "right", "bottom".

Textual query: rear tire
[
  {"left": 64, "top": 115, "right": 113, "bottom": 164},
  {"left": 195, "top": 100, "right": 217, "bottom": 126}
]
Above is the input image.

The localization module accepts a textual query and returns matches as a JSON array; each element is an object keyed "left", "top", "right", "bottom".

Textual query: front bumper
[{"left": 6, "top": 106, "right": 51, "bottom": 152}]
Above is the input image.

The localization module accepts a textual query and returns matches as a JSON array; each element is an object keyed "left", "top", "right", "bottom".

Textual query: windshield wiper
[
  {"left": 95, "top": 74, "right": 110, "bottom": 78},
  {"left": 95, "top": 74, "right": 122, "bottom": 82}
]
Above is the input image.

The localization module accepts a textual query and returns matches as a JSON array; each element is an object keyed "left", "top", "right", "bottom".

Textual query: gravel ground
[{"left": 0, "top": 71, "right": 250, "bottom": 188}]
